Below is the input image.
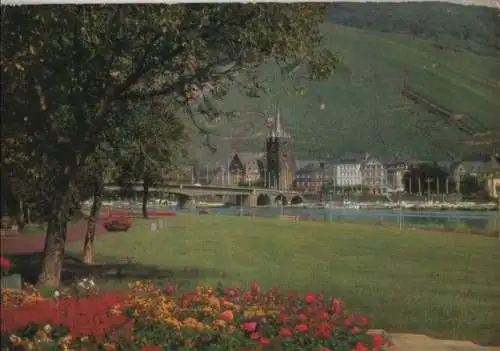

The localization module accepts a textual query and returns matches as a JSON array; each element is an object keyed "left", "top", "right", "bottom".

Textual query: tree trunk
[
  {"left": 37, "top": 187, "right": 71, "bottom": 289},
  {"left": 142, "top": 176, "right": 150, "bottom": 219},
  {"left": 23, "top": 203, "right": 31, "bottom": 224},
  {"left": 83, "top": 179, "right": 103, "bottom": 264},
  {"left": 15, "top": 199, "right": 25, "bottom": 231}
]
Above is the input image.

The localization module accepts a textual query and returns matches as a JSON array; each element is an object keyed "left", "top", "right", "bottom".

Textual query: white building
[{"left": 334, "top": 158, "right": 364, "bottom": 187}]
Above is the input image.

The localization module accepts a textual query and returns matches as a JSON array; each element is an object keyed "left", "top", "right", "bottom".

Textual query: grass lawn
[{"left": 64, "top": 214, "right": 500, "bottom": 345}]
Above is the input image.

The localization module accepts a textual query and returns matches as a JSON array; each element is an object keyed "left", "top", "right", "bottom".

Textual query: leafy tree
[
  {"left": 459, "top": 174, "right": 484, "bottom": 196},
  {"left": 115, "top": 98, "right": 187, "bottom": 218},
  {"left": 1, "top": 4, "right": 337, "bottom": 288}
]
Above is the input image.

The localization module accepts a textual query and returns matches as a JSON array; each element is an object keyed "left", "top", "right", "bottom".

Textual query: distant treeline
[{"left": 329, "top": 2, "right": 500, "bottom": 57}]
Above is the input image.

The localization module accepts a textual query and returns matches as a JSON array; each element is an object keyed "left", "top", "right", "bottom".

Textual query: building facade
[
  {"left": 229, "top": 153, "right": 265, "bottom": 185},
  {"left": 361, "top": 156, "right": 387, "bottom": 193},
  {"left": 334, "top": 156, "right": 364, "bottom": 188},
  {"left": 384, "top": 159, "right": 411, "bottom": 192},
  {"left": 293, "top": 162, "right": 334, "bottom": 194}
]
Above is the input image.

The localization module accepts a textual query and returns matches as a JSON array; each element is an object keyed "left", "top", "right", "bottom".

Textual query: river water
[{"left": 172, "top": 206, "right": 499, "bottom": 235}]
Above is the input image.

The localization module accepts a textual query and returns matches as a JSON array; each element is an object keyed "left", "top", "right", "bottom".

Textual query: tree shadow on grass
[{"left": 7, "top": 252, "right": 230, "bottom": 289}]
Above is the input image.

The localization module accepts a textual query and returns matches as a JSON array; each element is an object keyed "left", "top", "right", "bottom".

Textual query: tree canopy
[{"left": 1, "top": 4, "right": 336, "bottom": 287}]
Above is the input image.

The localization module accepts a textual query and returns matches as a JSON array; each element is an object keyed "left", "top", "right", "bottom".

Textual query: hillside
[
  {"left": 188, "top": 20, "right": 500, "bottom": 163},
  {"left": 329, "top": 2, "right": 500, "bottom": 57}
]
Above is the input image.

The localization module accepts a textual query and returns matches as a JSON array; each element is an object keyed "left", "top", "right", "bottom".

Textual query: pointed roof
[{"left": 269, "top": 106, "right": 290, "bottom": 139}]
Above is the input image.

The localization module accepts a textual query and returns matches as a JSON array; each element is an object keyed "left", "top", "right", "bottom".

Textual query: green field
[
  {"left": 195, "top": 22, "right": 500, "bottom": 162},
  {"left": 66, "top": 215, "right": 500, "bottom": 346}
]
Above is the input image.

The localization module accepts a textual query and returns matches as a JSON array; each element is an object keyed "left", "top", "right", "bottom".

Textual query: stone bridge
[{"left": 104, "top": 183, "right": 304, "bottom": 208}]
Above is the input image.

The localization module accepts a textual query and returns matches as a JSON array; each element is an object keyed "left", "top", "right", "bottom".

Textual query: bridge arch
[
  {"left": 275, "top": 194, "right": 288, "bottom": 206},
  {"left": 256, "top": 194, "right": 271, "bottom": 206},
  {"left": 290, "top": 195, "right": 304, "bottom": 205}
]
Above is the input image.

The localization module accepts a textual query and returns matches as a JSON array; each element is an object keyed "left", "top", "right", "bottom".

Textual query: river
[{"left": 172, "top": 205, "right": 499, "bottom": 235}]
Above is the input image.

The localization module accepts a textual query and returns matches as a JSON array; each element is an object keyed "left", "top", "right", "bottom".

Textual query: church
[{"left": 265, "top": 108, "right": 296, "bottom": 191}]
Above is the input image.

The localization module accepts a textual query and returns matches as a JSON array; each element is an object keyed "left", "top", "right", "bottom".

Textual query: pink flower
[
  {"left": 241, "top": 322, "right": 257, "bottom": 332},
  {"left": 163, "top": 283, "right": 176, "bottom": 295}
]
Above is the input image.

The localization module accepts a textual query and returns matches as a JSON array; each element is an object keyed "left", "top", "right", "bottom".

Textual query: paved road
[{"left": 1, "top": 220, "right": 108, "bottom": 255}]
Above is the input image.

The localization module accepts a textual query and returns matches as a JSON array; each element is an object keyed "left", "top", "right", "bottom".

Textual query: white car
[{"left": 193, "top": 183, "right": 202, "bottom": 187}]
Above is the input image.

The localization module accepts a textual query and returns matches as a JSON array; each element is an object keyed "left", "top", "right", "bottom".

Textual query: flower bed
[
  {"left": 104, "top": 214, "right": 133, "bottom": 232},
  {"left": 1, "top": 281, "right": 392, "bottom": 350}
]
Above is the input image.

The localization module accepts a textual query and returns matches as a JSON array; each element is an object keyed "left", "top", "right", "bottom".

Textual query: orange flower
[{"left": 219, "top": 310, "right": 233, "bottom": 321}]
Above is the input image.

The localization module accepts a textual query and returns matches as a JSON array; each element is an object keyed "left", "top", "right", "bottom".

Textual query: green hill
[
  {"left": 191, "top": 21, "right": 500, "bottom": 163},
  {"left": 328, "top": 2, "right": 500, "bottom": 57}
]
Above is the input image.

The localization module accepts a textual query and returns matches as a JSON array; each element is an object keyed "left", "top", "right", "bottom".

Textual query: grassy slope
[
  {"left": 199, "top": 23, "right": 500, "bottom": 162},
  {"left": 66, "top": 215, "right": 500, "bottom": 345}
]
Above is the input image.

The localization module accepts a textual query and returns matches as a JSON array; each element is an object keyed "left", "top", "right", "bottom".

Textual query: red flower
[
  {"left": 351, "top": 326, "right": 361, "bottom": 334},
  {"left": 297, "top": 313, "right": 308, "bottom": 321},
  {"left": 316, "top": 321, "right": 332, "bottom": 338},
  {"left": 331, "top": 298, "right": 344, "bottom": 315},
  {"left": 163, "top": 283, "right": 176, "bottom": 295},
  {"left": 279, "top": 314, "right": 289, "bottom": 323},
  {"left": 249, "top": 281, "right": 261, "bottom": 293},
  {"left": 354, "top": 341, "right": 369, "bottom": 351},
  {"left": 260, "top": 337, "right": 272, "bottom": 346},
  {"left": 371, "top": 333, "right": 386, "bottom": 350},
  {"left": 243, "top": 292, "right": 253, "bottom": 301},
  {"left": 295, "top": 323, "right": 309, "bottom": 333},
  {"left": 0, "top": 256, "right": 12, "bottom": 270},
  {"left": 318, "top": 310, "right": 329, "bottom": 320},
  {"left": 304, "top": 293, "right": 316, "bottom": 303},
  {"left": 250, "top": 332, "right": 261, "bottom": 340},
  {"left": 280, "top": 327, "right": 293, "bottom": 337},
  {"left": 241, "top": 322, "right": 257, "bottom": 332}
]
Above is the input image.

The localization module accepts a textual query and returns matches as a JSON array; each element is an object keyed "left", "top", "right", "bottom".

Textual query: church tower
[{"left": 265, "top": 107, "right": 295, "bottom": 190}]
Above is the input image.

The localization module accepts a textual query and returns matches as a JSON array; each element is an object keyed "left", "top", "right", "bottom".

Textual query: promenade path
[
  {"left": 388, "top": 333, "right": 497, "bottom": 351},
  {"left": 1, "top": 219, "right": 107, "bottom": 255}
]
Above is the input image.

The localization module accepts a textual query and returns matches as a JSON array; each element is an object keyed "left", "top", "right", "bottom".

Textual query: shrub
[
  {"left": 104, "top": 215, "right": 132, "bottom": 232},
  {"left": 1, "top": 281, "right": 392, "bottom": 351},
  {"left": 0, "top": 256, "right": 12, "bottom": 276}
]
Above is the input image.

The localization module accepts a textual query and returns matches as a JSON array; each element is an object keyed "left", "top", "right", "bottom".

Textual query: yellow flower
[
  {"left": 58, "top": 335, "right": 72, "bottom": 345},
  {"left": 207, "top": 296, "right": 220, "bottom": 308},
  {"left": 213, "top": 319, "right": 226, "bottom": 327},
  {"left": 34, "top": 330, "right": 51, "bottom": 343},
  {"left": 9, "top": 335, "right": 22, "bottom": 345}
]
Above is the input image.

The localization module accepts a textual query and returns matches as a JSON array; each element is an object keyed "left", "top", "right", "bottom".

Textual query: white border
[{"left": 0, "top": 0, "right": 498, "bottom": 6}]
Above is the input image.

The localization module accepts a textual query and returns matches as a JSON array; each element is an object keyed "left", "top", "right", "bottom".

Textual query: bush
[
  {"left": 104, "top": 215, "right": 132, "bottom": 232},
  {"left": 1, "top": 282, "right": 392, "bottom": 351}
]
